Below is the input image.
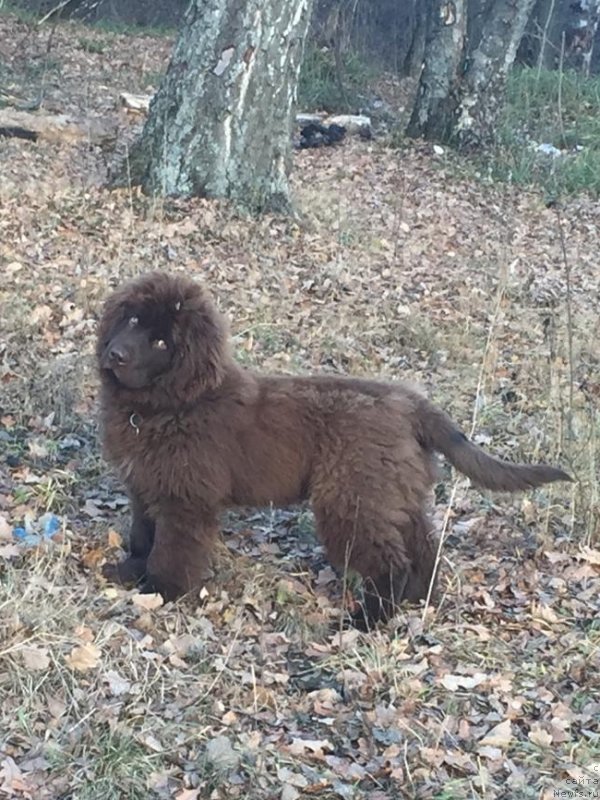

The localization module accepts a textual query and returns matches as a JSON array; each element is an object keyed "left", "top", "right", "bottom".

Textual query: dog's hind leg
[
  {"left": 313, "top": 503, "right": 438, "bottom": 628},
  {"left": 394, "top": 508, "right": 439, "bottom": 605}
]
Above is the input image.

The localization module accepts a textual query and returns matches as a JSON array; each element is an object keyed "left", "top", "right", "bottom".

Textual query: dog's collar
[
  {"left": 126, "top": 401, "right": 200, "bottom": 433},
  {"left": 129, "top": 412, "right": 142, "bottom": 434}
]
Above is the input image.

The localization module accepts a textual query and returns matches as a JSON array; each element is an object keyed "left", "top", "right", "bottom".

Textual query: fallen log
[
  {"left": 119, "top": 92, "right": 373, "bottom": 137},
  {"left": 0, "top": 108, "right": 116, "bottom": 145},
  {"left": 325, "top": 114, "right": 372, "bottom": 136}
]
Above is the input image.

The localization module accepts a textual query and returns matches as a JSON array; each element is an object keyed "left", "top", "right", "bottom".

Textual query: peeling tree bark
[
  {"left": 407, "top": 0, "right": 535, "bottom": 149},
  {"left": 122, "top": 0, "right": 314, "bottom": 214},
  {"left": 455, "top": 0, "right": 536, "bottom": 149},
  {"left": 406, "top": 1, "right": 467, "bottom": 141}
]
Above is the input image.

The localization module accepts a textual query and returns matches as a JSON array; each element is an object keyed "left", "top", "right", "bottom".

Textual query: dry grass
[{"left": 0, "top": 11, "right": 599, "bottom": 800}]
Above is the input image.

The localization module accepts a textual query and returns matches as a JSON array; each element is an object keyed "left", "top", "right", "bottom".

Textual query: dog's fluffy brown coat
[{"left": 97, "top": 272, "right": 570, "bottom": 624}]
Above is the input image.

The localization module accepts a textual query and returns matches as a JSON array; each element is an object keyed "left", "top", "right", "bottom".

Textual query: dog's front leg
[
  {"left": 140, "top": 505, "right": 218, "bottom": 601},
  {"left": 102, "top": 492, "right": 155, "bottom": 586}
]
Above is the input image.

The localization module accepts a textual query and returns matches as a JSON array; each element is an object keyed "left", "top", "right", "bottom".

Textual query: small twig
[
  {"left": 37, "top": 0, "right": 72, "bottom": 26},
  {"left": 536, "top": 0, "right": 557, "bottom": 78},
  {"left": 585, "top": 409, "right": 598, "bottom": 546},
  {"left": 339, "top": 499, "right": 360, "bottom": 637},
  {"left": 123, "top": 142, "right": 135, "bottom": 232},
  {"left": 557, "top": 32, "right": 567, "bottom": 147},
  {"left": 422, "top": 249, "right": 510, "bottom": 623},
  {"left": 38, "top": 19, "right": 59, "bottom": 111},
  {"left": 180, "top": 610, "right": 244, "bottom": 709},
  {"left": 332, "top": 8, "right": 348, "bottom": 111},
  {"left": 553, "top": 205, "right": 575, "bottom": 430}
]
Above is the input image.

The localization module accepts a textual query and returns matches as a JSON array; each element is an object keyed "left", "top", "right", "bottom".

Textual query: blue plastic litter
[
  {"left": 12, "top": 513, "right": 62, "bottom": 546},
  {"left": 41, "top": 513, "right": 61, "bottom": 538}
]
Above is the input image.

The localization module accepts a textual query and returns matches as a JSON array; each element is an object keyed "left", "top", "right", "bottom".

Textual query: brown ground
[{"left": 0, "top": 13, "right": 598, "bottom": 800}]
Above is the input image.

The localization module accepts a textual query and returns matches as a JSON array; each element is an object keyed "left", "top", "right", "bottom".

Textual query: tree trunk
[
  {"left": 406, "top": 0, "right": 467, "bottom": 141},
  {"left": 124, "top": 0, "right": 314, "bottom": 214},
  {"left": 519, "top": 0, "right": 600, "bottom": 74},
  {"left": 402, "top": 1, "right": 430, "bottom": 77},
  {"left": 567, "top": 0, "right": 600, "bottom": 75},
  {"left": 455, "top": 0, "right": 536, "bottom": 149},
  {"left": 518, "top": 0, "right": 563, "bottom": 71},
  {"left": 407, "top": 0, "right": 535, "bottom": 148}
]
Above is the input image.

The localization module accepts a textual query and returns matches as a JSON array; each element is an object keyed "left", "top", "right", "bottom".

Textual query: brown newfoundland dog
[{"left": 97, "top": 272, "right": 571, "bottom": 625}]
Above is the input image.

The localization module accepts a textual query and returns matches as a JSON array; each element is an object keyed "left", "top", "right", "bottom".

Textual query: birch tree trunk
[
  {"left": 455, "top": 0, "right": 536, "bottom": 149},
  {"left": 407, "top": 0, "right": 535, "bottom": 149},
  {"left": 406, "top": 0, "right": 467, "bottom": 141},
  {"left": 569, "top": 0, "right": 600, "bottom": 75},
  {"left": 124, "top": 0, "right": 314, "bottom": 214}
]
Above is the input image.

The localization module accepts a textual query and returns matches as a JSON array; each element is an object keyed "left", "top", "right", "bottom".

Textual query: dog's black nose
[{"left": 109, "top": 347, "right": 128, "bottom": 366}]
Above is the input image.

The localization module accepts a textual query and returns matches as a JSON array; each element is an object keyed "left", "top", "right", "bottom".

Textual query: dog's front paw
[
  {"left": 102, "top": 557, "right": 147, "bottom": 587},
  {"left": 138, "top": 574, "right": 183, "bottom": 602},
  {"left": 349, "top": 606, "right": 371, "bottom": 632}
]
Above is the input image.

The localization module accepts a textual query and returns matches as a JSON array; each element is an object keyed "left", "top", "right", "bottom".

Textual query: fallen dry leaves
[
  {"left": 0, "top": 9, "right": 598, "bottom": 800},
  {"left": 65, "top": 643, "right": 101, "bottom": 672}
]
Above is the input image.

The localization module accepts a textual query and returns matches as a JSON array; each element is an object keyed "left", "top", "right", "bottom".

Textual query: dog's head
[{"left": 97, "top": 272, "right": 230, "bottom": 405}]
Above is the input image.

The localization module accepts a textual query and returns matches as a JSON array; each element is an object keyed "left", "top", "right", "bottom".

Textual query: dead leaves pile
[{"left": 0, "top": 9, "right": 599, "bottom": 800}]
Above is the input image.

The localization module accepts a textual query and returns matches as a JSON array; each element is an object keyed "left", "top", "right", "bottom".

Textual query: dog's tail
[{"left": 416, "top": 398, "right": 572, "bottom": 491}]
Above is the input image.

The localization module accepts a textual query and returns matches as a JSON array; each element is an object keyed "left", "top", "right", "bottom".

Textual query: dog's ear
[{"left": 168, "top": 285, "right": 230, "bottom": 399}]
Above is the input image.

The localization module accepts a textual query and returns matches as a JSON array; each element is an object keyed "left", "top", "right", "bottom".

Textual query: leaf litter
[{"left": 0, "top": 10, "right": 599, "bottom": 800}]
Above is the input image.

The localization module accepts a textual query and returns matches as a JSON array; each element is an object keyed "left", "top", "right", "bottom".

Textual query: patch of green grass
[
  {"left": 32, "top": 471, "right": 78, "bottom": 514},
  {"left": 484, "top": 67, "right": 600, "bottom": 196},
  {"left": 434, "top": 782, "right": 486, "bottom": 800},
  {"left": 571, "top": 689, "right": 597, "bottom": 712},
  {"left": 140, "top": 68, "right": 165, "bottom": 89},
  {"left": 0, "top": 2, "right": 39, "bottom": 24},
  {"left": 298, "top": 43, "right": 375, "bottom": 113},
  {"left": 24, "top": 56, "right": 62, "bottom": 81},
  {"left": 0, "top": 3, "right": 175, "bottom": 36},
  {"left": 50, "top": 730, "right": 157, "bottom": 800},
  {"left": 91, "top": 18, "right": 176, "bottom": 37},
  {"left": 12, "top": 486, "right": 31, "bottom": 505},
  {"left": 233, "top": 324, "right": 305, "bottom": 370},
  {"left": 78, "top": 37, "right": 107, "bottom": 54}
]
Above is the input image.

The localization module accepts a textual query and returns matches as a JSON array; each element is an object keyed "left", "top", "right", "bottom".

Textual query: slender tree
[
  {"left": 124, "top": 0, "right": 314, "bottom": 213},
  {"left": 408, "top": 0, "right": 536, "bottom": 149},
  {"left": 519, "top": 0, "right": 600, "bottom": 75},
  {"left": 406, "top": 0, "right": 466, "bottom": 141}
]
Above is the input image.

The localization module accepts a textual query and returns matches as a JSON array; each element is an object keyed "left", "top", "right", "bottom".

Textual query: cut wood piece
[
  {"left": 0, "top": 108, "right": 116, "bottom": 145},
  {"left": 116, "top": 97, "right": 372, "bottom": 140},
  {"left": 295, "top": 112, "right": 324, "bottom": 126},
  {"left": 119, "top": 92, "right": 152, "bottom": 113},
  {"left": 325, "top": 114, "right": 372, "bottom": 135},
  {"left": 296, "top": 112, "right": 372, "bottom": 137}
]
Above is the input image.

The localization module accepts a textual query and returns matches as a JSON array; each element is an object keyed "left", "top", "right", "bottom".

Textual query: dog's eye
[
  {"left": 153, "top": 339, "right": 167, "bottom": 350},
  {"left": 128, "top": 316, "right": 139, "bottom": 328}
]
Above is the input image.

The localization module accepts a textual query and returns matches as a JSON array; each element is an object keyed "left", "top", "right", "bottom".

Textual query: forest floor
[{"left": 0, "top": 13, "right": 599, "bottom": 800}]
